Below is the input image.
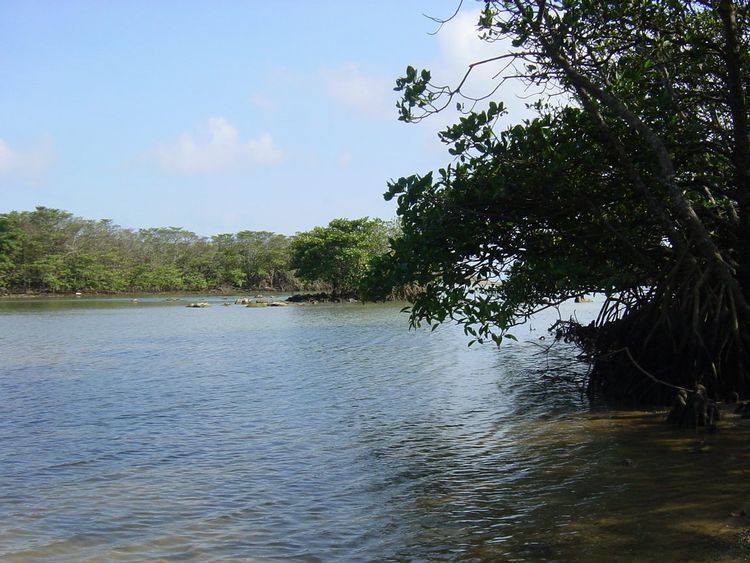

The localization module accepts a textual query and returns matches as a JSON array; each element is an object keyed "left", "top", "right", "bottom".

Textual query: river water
[{"left": 1, "top": 296, "right": 749, "bottom": 561}]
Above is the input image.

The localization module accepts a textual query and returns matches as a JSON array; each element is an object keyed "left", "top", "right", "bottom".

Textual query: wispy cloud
[
  {"left": 337, "top": 151, "right": 352, "bottom": 169},
  {"left": 0, "top": 138, "right": 53, "bottom": 177},
  {"left": 156, "top": 117, "right": 283, "bottom": 174},
  {"left": 250, "top": 93, "right": 277, "bottom": 112},
  {"left": 321, "top": 64, "right": 395, "bottom": 120}
]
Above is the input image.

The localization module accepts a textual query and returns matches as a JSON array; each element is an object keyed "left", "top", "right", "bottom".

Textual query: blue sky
[{"left": 1, "top": 1, "right": 528, "bottom": 236}]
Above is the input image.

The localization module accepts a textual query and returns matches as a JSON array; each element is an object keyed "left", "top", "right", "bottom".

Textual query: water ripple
[{"left": 1, "top": 300, "right": 749, "bottom": 561}]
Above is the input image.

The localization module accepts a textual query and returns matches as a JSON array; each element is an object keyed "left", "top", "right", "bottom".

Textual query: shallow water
[{"left": 1, "top": 296, "right": 749, "bottom": 561}]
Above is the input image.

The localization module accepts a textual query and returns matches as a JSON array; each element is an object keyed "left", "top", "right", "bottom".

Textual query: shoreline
[
  {"left": 0, "top": 288, "right": 299, "bottom": 299},
  {"left": 0, "top": 290, "right": 372, "bottom": 307}
]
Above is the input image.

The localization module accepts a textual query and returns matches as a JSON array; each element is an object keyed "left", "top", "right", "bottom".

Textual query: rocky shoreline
[{"left": 285, "top": 292, "right": 359, "bottom": 304}]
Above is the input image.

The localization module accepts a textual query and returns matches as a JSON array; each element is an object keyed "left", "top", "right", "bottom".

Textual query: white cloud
[
  {"left": 437, "top": 10, "right": 500, "bottom": 82},
  {"left": 430, "top": 9, "right": 539, "bottom": 123},
  {"left": 321, "top": 64, "right": 395, "bottom": 120},
  {"left": 0, "top": 138, "right": 53, "bottom": 176},
  {"left": 156, "top": 117, "right": 283, "bottom": 174}
]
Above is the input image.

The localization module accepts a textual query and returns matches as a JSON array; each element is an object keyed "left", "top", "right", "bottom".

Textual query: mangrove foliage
[
  {"left": 369, "top": 0, "right": 750, "bottom": 405},
  {"left": 0, "top": 207, "right": 394, "bottom": 295}
]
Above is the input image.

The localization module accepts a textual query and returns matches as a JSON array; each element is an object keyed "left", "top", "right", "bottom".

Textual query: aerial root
[{"left": 557, "top": 261, "right": 750, "bottom": 406}]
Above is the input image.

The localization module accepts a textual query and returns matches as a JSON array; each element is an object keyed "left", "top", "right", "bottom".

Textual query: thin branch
[{"left": 424, "top": 0, "right": 464, "bottom": 35}]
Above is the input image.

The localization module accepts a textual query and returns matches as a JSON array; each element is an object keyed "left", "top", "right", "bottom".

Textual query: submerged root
[{"left": 665, "top": 385, "right": 721, "bottom": 429}]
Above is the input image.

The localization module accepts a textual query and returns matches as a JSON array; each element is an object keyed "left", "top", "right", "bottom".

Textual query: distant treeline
[{"left": 0, "top": 207, "right": 306, "bottom": 294}]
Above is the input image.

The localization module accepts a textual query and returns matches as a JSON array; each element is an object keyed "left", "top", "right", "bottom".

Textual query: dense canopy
[
  {"left": 290, "top": 218, "right": 394, "bottom": 296},
  {"left": 0, "top": 207, "right": 297, "bottom": 293}
]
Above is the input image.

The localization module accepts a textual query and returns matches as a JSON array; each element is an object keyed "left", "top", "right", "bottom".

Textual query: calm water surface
[{"left": 1, "top": 296, "right": 749, "bottom": 561}]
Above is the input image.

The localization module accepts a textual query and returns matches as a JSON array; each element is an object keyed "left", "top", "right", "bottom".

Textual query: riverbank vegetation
[
  {"left": 0, "top": 207, "right": 395, "bottom": 296},
  {"left": 367, "top": 1, "right": 750, "bottom": 406},
  {"left": 290, "top": 218, "right": 396, "bottom": 297}
]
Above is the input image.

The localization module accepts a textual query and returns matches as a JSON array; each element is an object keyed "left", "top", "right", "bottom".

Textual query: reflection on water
[{"left": 0, "top": 297, "right": 748, "bottom": 561}]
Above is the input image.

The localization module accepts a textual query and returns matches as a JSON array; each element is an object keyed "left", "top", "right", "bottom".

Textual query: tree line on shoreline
[{"left": 0, "top": 207, "right": 396, "bottom": 296}]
